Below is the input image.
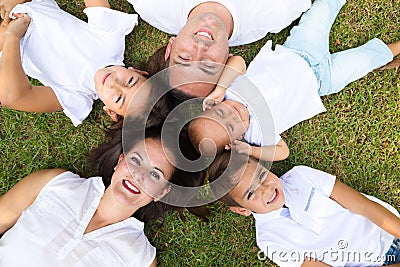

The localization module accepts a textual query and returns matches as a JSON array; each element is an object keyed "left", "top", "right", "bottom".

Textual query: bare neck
[
  {"left": 84, "top": 188, "right": 139, "bottom": 234},
  {"left": 188, "top": 2, "right": 234, "bottom": 38}
]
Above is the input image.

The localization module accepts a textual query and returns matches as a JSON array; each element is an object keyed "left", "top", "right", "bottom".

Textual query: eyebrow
[{"left": 242, "top": 166, "right": 262, "bottom": 199}]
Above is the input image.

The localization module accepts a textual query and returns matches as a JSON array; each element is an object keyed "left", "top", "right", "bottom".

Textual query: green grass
[{"left": 0, "top": 0, "right": 399, "bottom": 266}]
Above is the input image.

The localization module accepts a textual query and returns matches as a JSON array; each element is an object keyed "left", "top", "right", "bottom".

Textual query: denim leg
[
  {"left": 383, "top": 238, "right": 400, "bottom": 265},
  {"left": 320, "top": 38, "right": 393, "bottom": 95},
  {"left": 283, "top": 0, "right": 346, "bottom": 63}
]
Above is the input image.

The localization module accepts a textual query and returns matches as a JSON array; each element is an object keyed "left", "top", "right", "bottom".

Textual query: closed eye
[
  {"left": 247, "top": 190, "right": 254, "bottom": 200},
  {"left": 116, "top": 95, "right": 122, "bottom": 103},
  {"left": 127, "top": 77, "right": 134, "bottom": 86},
  {"left": 228, "top": 124, "right": 234, "bottom": 133}
]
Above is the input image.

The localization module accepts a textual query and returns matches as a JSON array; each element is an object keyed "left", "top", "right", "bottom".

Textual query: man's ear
[
  {"left": 103, "top": 106, "right": 119, "bottom": 122},
  {"left": 165, "top": 37, "right": 175, "bottom": 62},
  {"left": 230, "top": 206, "right": 252, "bottom": 216},
  {"left": 154, "top": 185, "right": 171, "bottom": 202}
]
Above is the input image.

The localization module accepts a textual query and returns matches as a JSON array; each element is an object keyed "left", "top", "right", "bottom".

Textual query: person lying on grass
[
  {"left": 188, "top": 0, "right": 400, "bottom": 162},
  {"left": 0, "top": 0, "right": 152, "bottom": 126},
  {"left": 208, "top": 151, "right": 400, "bottom": 267}
]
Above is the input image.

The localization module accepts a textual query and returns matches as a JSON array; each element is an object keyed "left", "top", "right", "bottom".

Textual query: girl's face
[
  {"left": 110, "top": 138, "right": 175, "bottom": 208},
  {"left": 94, "top": 66, "right": 150, "bottom": 117},
  {"left": 190, "top": 100, "right": 250, "bottom": 154}
]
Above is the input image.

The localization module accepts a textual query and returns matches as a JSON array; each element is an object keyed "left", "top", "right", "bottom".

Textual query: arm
[
  {"left": 301, "top": 258, "right": 331, "bottom": 267},
  {"left": 0, "top": 0, "right": 29, "bottom": 25},
  {"left": 84, "top": 0, "right": 110, "bottom": 8},
  {"left": 203, "top": 55, "right": 246, "bottom": 110},
  {"left": 0, "top": 169, "right": 66, "bottom": 234},
  {"left": 229, "top": 139, "right": 289, "bottom": 162},
  {"left": 0, "top": 14, "right": 62, "bottom": 112},
  {"left": 149, "top": 257, "right": 157, "bottom": 267},
  {"left": 330, "top": 180, "right": 400, "bottom": 239}
]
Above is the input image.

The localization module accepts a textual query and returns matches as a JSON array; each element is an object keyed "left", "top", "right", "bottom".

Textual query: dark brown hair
[
  {"left": 89, "top": 122, "right": 208, "bottom": 222},
  {"left": 207, "top": 150, "right": 248, "bottom": 207}
]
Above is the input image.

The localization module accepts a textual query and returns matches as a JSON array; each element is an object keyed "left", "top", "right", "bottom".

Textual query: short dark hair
[{"left": 207, "top": 150, "right": 248, "bottom": 207}]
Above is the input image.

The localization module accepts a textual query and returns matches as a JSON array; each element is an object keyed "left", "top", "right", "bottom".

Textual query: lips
[
  {"left": 267, "top": 188, "right": 278, "bottom": 204},
  {"left": 102, "top": 73, "right": 111, "bottom": 85},
  {"left": 195, "top": 28, "right": 213, "bottom": 40},
  {"left": 122, "top": 179, "right": 141, "bottom": 194}
]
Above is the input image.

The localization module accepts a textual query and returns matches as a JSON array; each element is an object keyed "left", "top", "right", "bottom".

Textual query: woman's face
[{"left": 110, "top": 138, "right": 175, "bottom": 208}]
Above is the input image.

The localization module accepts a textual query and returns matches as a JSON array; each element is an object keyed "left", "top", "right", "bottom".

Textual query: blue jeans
[
  {"left": 383, "top": 238, "right": 400, "bottom": 265},
  {"left": 283, "top": 0, "right": 393, "bottom": 96}
]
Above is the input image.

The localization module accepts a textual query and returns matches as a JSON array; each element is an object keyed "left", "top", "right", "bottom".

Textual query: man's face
[{"left": 166, "top": 13, "right": 229, "bottom": 97}]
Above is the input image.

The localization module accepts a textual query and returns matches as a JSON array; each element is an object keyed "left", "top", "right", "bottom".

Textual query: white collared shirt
[
  {"left": 0, "top": 172, "right": 156, "bottom": 267},
  {"left": 253, "top": 166, "right": 396, "bottom": 267},
  {"left": 127, "top": 0, "right": 311, "bottom": 46},
  {"left": 6, "top": 0, "right": 137, "bottom": 126},
  {"left": 225, "top": 41, "right": 326, "bottom": 146}
]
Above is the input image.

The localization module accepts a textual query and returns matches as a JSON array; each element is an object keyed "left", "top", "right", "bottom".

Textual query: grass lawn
[{"left": 0, "top": 0, "right": 399, "bottom": 266}]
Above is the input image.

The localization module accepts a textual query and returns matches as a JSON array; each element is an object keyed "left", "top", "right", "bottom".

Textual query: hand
[
  {"left": 202, "top": 90, "right": 224, "bottom": 111},
  {"left": 0, "top": 0, "right": 26, "bottom": 26},
  {"left": 4, "top": 13, "right": 30, "bottom": 41},
  {"left": 230, "top": 140, "right": 252, "bottom": 155}
]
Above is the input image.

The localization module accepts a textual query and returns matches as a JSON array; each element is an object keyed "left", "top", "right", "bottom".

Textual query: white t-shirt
[
  {"left": 253, "top": 166, "right": 397, "bottom": 267},
  {"left": 7, "top": 0, "right": 137, "bottom": 126},
  {"left": 127, "top": 0, "right": 311, "bottom": 46},
  {"left": 0, "top": 171, "right": 156, "bottom": 267},
  {"left": 226, "top": 40, "right": 326, "bottom": 146}
]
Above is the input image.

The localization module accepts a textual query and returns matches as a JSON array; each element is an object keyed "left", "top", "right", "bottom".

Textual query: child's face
[
  {"left": 94, "top": 66, "right": 149, "bottom": 117},
  {"left": 192, "top": 100, "right": 250, "bottom": 153},
  {"left": 229, "top": 159, "right": 285, "bottom": 214}
]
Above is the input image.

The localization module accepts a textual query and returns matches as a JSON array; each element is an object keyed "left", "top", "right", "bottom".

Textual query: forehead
[{"left": 230, "top": 160, "right": 261, "bottom": 195}]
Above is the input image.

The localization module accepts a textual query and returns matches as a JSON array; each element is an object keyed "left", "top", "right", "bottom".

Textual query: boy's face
[
  {"left": 229, "top": 159, "right": 285, "bottom": 214},
  {"left": 94, "top": 66, "right": 150, "bottom": 118}
]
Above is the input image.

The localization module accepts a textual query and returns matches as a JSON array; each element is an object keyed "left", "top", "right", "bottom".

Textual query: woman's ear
[
  {"left": 165, "top": 37, "right": 175, "bottom": 62},
  {"left": 154, "top": 185, "right": 171, "bottom": 202},
  {"left": 103, "top": 106, "right": 119, "bottom": 122},
  {"left": 229, "top": 206, "right": 251, "bottom": 216}
]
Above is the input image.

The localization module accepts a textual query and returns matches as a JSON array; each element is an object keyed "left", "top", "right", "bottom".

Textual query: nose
[
  {"left": 191, "top": 38, "right": 211, "bottom": 59},
  {"left": 132, "top": 171, "right": 145, "bottom": 185}
]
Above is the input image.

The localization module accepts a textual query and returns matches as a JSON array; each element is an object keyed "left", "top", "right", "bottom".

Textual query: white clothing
[
  {"left": 8, "top": 0, "right": 137, "bottom": 126},
  {"left": 253, "top": 166, "right": 397, "bottom": 267},
  {"left": 226, "top": 40, "right": 326, "bottom": 146},
  {"left": 0, "top": 171, "right": 156, "bottom": 267},
  {"left": 127, "top": 0, "right": 311, "bottom": 46}
]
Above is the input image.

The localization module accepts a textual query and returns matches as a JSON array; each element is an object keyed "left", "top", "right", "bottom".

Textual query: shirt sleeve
[{"left": 84, "top": 7, "right": 138, "bottom": 35}]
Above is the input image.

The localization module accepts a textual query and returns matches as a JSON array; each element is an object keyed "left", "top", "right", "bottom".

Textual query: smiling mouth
[
  {"left": 122, "top": 179, "right": 141, "bottom": 194},
  {"left": 195, "top": 29, "right": 213, "bottom": 40},
  {"left": 267, "top": 189, "right": 278, "bottom": 204},
  {"left": 102, "top": 73, "right": 111, "bottom": 85}
]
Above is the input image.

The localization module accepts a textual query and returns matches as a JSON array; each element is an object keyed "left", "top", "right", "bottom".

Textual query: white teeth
[
  {"left": 196, "top": 31, "right": 212, "bottom": 39},
  {"left": 123, "top": 180, "right": 139, "bottom": 193},
  {"left": 267, "top": 191, "right": 276, "bottom": 204}
]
